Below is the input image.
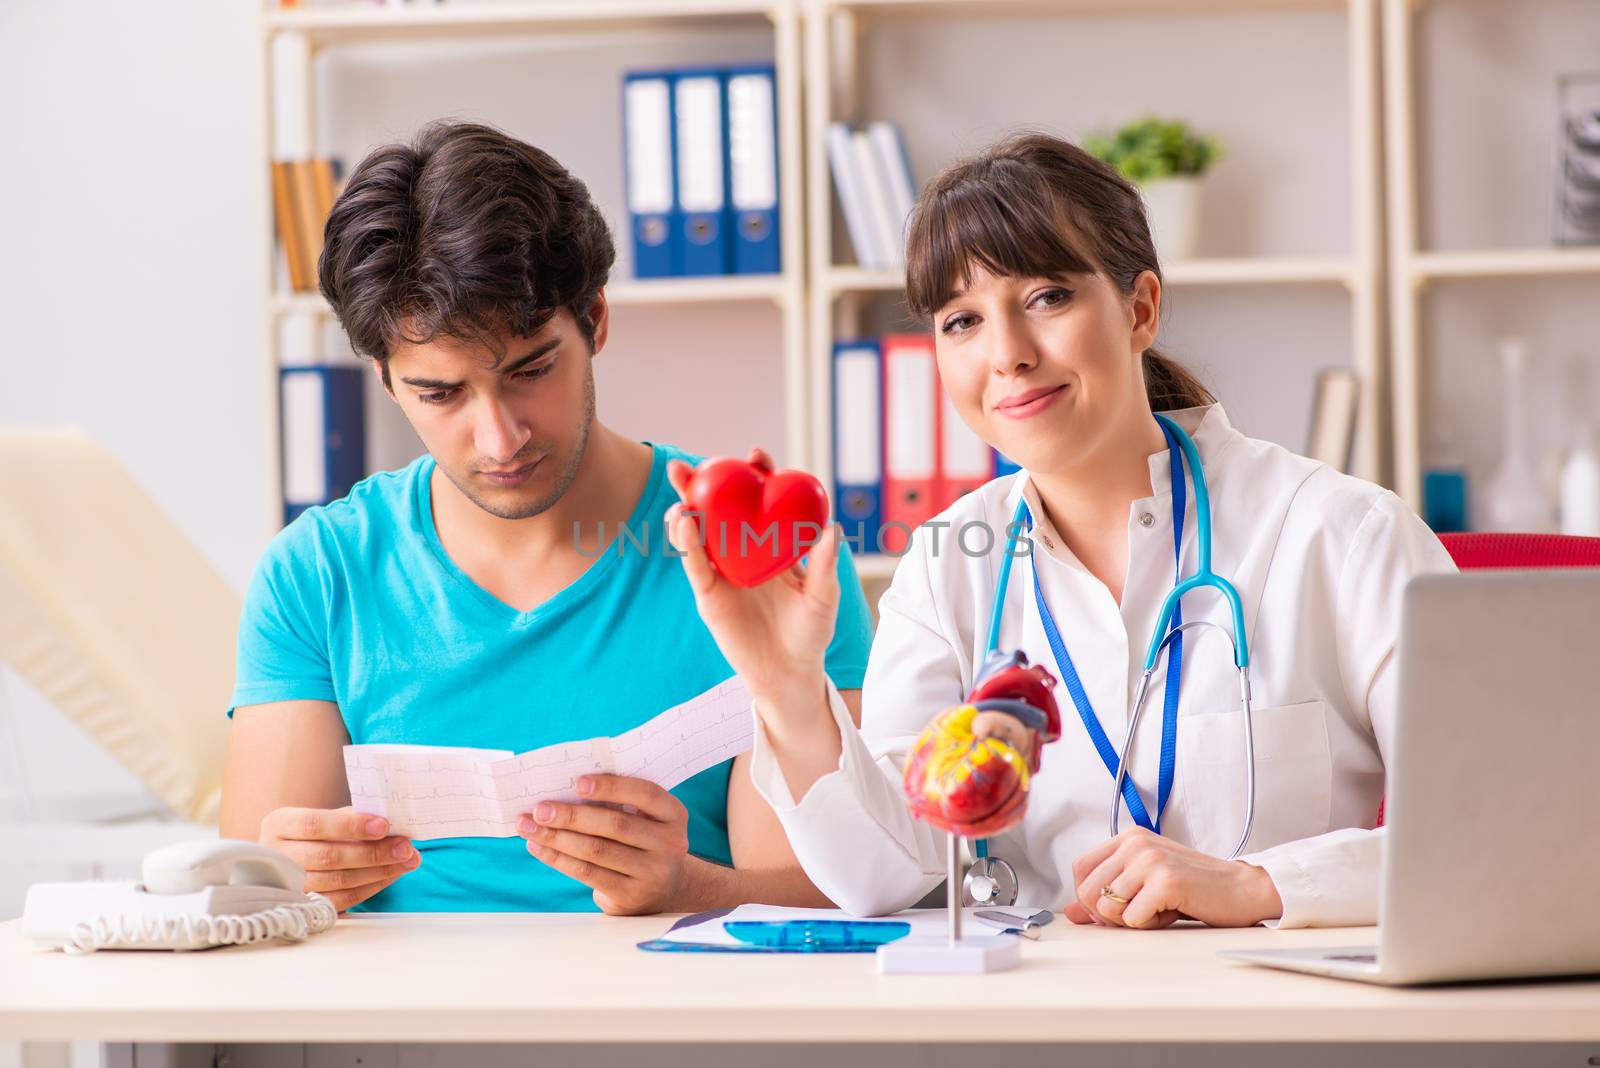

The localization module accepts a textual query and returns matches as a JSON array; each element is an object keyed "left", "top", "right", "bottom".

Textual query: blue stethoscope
[{"left": 968, "top": 414, "right": 1257, "bottom": 905}]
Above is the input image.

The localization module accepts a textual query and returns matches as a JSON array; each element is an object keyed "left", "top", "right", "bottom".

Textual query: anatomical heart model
[
  {"left": 880, "top": 649, "right": 1062, "bottom": 975},
  {"left": 902, "top": 649, "right": 1062, "bottom": 838}
]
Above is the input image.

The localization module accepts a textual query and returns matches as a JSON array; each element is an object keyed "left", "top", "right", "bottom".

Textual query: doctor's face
[
  {"left": 931, "top": 263, "right": 1160, "bottom": 478},
  {"left": 379, "top": 299, "right": 607, "bottom": 520}
]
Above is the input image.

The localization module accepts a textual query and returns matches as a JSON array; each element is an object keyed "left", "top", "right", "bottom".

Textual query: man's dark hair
[{"left": 319, "top": 121, "right": 616, "bottom": 388}]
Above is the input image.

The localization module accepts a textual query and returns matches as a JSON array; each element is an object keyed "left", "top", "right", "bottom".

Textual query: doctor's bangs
[{"left": 904, "top": 131, "right": 1162, "bottom": 321}]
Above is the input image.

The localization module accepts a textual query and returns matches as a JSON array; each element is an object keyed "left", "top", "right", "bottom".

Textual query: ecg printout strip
[{"left": 343, "top": 676, "right": 753, "bottom": 839}]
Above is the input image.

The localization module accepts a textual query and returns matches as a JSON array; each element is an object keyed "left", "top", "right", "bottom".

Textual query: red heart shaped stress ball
[{"left": 683, "top": 454, "right": 830, "bottom": 588}]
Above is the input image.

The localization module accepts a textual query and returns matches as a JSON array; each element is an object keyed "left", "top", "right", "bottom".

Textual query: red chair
[
  {"left": 1435, "top": 532, "right": 1600, "bottom": 569},
  {"left": 1374, "top": 532, "right": 1600, "bottom": 827}
]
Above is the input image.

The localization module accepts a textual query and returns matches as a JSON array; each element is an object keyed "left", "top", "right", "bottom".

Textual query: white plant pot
[{"left": 1141, "top": 175, "right": 1203, "bottom": 263}]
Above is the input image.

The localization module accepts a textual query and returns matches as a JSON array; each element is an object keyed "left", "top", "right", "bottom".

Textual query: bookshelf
[
  {"left": 821, "top": 257, "right": 1360, "bottom": 297},
  {"left": 270, "top": 276, "right": 793, "bottom": 317},
  {"left": 802, "top": 0, "right": 1385, "bottom": 587},
  {"left": 254, "top": 0, "right": 807, "bottom": 533},
  {"left": 1383, "top": 0, "right": 1600, "bottom": 510},
  {"left": 252, "top": 0, "right": 1597, "bottom": 588}
]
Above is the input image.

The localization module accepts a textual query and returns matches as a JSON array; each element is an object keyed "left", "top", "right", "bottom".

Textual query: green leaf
[{"left": 1081, "top": 116, "right": 1223, "bottom": 183}]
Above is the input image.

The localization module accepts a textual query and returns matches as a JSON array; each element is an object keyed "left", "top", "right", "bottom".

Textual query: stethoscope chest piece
[{"left": 962, "top": 855, "right": 1020, "bottom": 907}]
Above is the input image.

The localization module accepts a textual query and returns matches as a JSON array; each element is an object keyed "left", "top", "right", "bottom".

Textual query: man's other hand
[
  {"left": 259, "top": 806, "right": 420, "bottom": 912},
  {"left": 517, "top": 775, "right": 691, "bottom": 915}
]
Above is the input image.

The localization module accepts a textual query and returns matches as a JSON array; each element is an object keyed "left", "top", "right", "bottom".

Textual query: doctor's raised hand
[{"left": 664, "top": 451, "right": 849, "bottom": 790}]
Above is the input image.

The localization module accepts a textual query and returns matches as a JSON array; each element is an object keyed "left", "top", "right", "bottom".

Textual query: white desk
[{"left": 2, "top": 913, "right": 1598, "bottom": 1045}]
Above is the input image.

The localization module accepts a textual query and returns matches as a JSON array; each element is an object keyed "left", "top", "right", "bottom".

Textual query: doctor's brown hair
[{"left": 905, "top": 131, "right": 1213, "bottom": 412}]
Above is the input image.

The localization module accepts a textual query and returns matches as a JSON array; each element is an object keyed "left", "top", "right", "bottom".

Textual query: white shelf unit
[
  {"left": 269, "top": 275, "right": 793, "bottom": 319},
  {"left": 821, "top": 257, "right": 1360, "bottom": 297},
  {"left": 263, "top": 0, "right": 801, "bottom": 39},
  {"left": 254, "top": 0, "right": 808, "bottom": 531},
  {"left": 1382, "top": 0, "right": 1600, "bottom": 509},
  {"left": 803, "top": 0, "right": 1385, "bottom": 583}
]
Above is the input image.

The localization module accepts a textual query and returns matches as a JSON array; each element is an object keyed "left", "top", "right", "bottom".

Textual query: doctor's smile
[{"left": 993, "top": 383, "right": 1068, "bottom": 420}]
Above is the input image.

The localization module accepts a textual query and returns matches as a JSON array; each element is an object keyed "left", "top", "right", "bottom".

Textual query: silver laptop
[{"left": 1224, "top": 569, "right": 1600, "bottom": 985}]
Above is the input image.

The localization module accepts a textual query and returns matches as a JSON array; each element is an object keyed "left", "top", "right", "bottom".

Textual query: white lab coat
[{"left": 751, "top": 404, "right": 1457, "bottom": 927}]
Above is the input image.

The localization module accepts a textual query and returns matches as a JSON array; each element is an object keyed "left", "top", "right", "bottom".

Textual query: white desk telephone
[{"left": 23, "top": 840, "right": 337, "bottom": 954}]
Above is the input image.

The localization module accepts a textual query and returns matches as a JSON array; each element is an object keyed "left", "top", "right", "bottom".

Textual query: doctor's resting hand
[
  {"left": 1065, "top": 827, "right": 1283, "bottom": 929},
  {"left": 258, "top": 806, "right": 421, "bottom": 913},
  {"left": 515, "top": 773, "right": 693, "bottom": 915}
]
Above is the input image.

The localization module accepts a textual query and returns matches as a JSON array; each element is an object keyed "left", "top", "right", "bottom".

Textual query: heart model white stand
[{"left": 877, "top": 833, "right": 1020, "bottom": 974}]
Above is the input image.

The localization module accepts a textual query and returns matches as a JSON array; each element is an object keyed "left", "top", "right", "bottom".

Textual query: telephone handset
[{"left": 23, "top": 840, "right": 337, "bottom": 954}]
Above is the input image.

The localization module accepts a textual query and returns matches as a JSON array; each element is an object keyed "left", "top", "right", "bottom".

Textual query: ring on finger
[{"left": 1099, "top": 885, "right": 1131, "bottom": 906}]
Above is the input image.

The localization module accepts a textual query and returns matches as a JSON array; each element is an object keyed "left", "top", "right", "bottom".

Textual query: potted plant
[{"left": 1085, "top": 116, "right": 1224, "bottom": 262}]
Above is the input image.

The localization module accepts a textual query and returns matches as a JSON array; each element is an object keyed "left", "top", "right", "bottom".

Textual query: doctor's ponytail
[{"left": 905, "top": 130, "right": 1214, "bottom": 413}]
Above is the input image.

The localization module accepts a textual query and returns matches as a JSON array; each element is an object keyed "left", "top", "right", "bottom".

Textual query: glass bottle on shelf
[
  {"left": 1560, "top": 420, "right": 1600, "bottom": 536},
  {"left": 1481, "top": 338, "right": 1555, "bottom": 533}
]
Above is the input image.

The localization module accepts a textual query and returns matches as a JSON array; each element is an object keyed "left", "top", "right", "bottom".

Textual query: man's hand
[
  {"left": 1062, "top": 827, "right": 1283, "bottom": 929},
  {"left": 518, "top": 774, "right": 690, "bottom": 915},
  {"left": 258, "top": 806, "right": 420, "bottom": 913}
]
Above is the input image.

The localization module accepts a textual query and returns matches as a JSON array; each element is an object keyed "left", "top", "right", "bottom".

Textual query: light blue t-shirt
[{"left": 230, "top": 442, "right": 873, "bottom": 912}]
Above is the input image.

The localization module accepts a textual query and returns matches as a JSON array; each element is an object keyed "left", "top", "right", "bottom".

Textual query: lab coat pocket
[{"left": 1175, "top": 700, "right": 1331, "bottom": 858}]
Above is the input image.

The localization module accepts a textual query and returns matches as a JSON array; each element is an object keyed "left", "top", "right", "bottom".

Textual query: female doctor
[{"left": 664, "top": 131, "right": 1454, "bottom": 929}]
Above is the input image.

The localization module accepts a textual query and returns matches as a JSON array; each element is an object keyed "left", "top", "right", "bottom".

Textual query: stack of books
[
  {"left": 826, "top": 121, "right": 917, "bottom": 270},
  {"left": 270, "top": 158, "right": 343, "bottom": 292}
]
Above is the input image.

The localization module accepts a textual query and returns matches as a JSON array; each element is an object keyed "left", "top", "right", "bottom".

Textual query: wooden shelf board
[
  {"left": 263, "top": 1, "right": 780, "bottom": 41},
  {"left": 606, "top": 274, "right": 790, "bottom": 306},
  {"left": 822, "top": 257, "right": 1354, "bottom": 296},
  {"left": 1410, "top": 247, "right": 1600, "bottom": 281},
  {"left": 1164, "top": 256, "right": 1354, "bottom": 286},
  {"left": 817, "top": 0, "right": 1346, "bottom": 18},
  {"left": 269, "top": 291, "right": 330, "bottom": 316},
  {"left": 854, "top": 553, "right": 901, "bottom": 580},
  {"left": 270, "top": 275, "right": 789, "bottom": 318},
  {"left": 823, "top": 266, "right": 905, "bottom": 295}
]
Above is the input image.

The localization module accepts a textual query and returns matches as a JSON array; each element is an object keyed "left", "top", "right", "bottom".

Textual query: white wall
[
  {"left": 3, "top": 0, "right": 268, "bottom": 587},
  {"left": 1, "top": 0, "right": 266, "bottom": 854}
]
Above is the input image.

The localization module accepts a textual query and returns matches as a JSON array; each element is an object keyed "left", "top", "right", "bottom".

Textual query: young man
[{"left": 220, "top": 121, "right": 872, "bottom": 914}]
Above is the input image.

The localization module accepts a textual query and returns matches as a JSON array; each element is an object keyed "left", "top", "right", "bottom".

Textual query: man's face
[{"left": 381, "top": 302, "right": 605, "bottom": 521}]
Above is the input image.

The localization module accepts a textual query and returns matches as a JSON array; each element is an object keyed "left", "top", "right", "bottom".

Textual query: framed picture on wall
[{"left": 1308, "top": 368, "right": 1360, "bottom": 474}]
